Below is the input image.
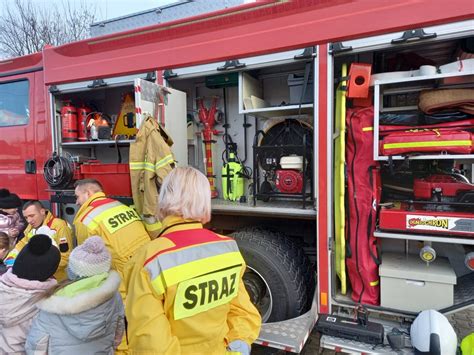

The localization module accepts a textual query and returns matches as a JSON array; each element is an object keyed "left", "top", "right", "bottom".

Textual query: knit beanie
[
  {"left": 67, "top": 236, "right": 111, "bottom": 280},
  {"left": 0, "top": 189, "right": 22, "bottom": 209},
  {"left": 12, "top": 234, "right": 60, "bottom": 281}
]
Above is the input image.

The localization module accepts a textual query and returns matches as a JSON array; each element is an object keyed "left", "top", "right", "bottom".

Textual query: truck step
[
  {"left": 255, "top": 301, "right": 317, "bottom": 353},
  {"left": 320, "top": 321, "right": 413, "bottom": 354},
  {"left": 320, "top": 303, "right": 474, "bottom": 354}
]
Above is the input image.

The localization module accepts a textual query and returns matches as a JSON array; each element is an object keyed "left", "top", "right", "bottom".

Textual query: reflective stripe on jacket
[
  {"left": 129, "top": 115, "right": 175, "bottom": 222},
  {"left": 124, "top": 216, "right": 262, "bottom": 355},
  {"left": 73, "top": 192, "right": 150, "bottom": 298},
  {"left": 5, "top": 211, "right": 72, "bottom": 281}
]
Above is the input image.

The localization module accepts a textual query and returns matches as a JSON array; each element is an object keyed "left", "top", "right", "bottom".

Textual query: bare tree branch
[{"left": 0, "top": 0, "right": 97, "bottom": 58}]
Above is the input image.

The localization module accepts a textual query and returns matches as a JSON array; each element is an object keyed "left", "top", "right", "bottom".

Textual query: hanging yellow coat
[
  {"left": 123, "top": 216, "right": 262, "bottom": 355},
  {"left": 129, "top": 114, "right": 175, "bottom": 237}
]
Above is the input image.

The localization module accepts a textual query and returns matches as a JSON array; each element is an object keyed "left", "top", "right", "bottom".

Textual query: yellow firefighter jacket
[
  {"left": 5, "top": 211, "right": 72, "bottom": 281},
  {"left": 73, "top": 192, "right": 150, "bottom": 298},
  {"left": 129, "top": 114, "right": 175, "bottom": 237},
  {"left": 123, "top": 216, "right": 262, "bottom": 355}
]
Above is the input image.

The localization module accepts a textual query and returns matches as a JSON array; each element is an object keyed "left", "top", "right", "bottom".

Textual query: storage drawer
[{"left": 379, "top": 253, "right": 456, "bottom": 312}]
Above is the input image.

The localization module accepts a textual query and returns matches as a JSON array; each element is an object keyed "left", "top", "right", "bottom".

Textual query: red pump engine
[
  {"left": 380, "top": 174, "right": 474, "bottom": 237},
  {"left": 275, "top": 170, "right": 303, "bottom": 194},
  {"left": 413, "top": 174, "right": 474, "bottom": 200}
]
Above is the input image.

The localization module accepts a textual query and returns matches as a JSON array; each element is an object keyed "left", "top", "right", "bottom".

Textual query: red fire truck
[{"left": 1, "top": 1, "right": 473, "bottom": 352}]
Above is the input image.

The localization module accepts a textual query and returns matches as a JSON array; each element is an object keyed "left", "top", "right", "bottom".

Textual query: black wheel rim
[{"left": 243, "top": 266, "right": 273, "bottom": 322}]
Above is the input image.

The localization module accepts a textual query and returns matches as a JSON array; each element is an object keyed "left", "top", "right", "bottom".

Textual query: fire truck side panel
[
  {"left": 42, "top": 0, "right": 470, "bottom": 85},
  {"left": 34, "top": 70, "right": 53, "bottom": 201},
  {"left": 0, "top": 67, "right": 50, "bottom": 200},
  {"left": 0, "top": 1, "right": 473, "bottom": 351},
  {"left": 317, "top": 44, "right": 330, "bottom": 314}
]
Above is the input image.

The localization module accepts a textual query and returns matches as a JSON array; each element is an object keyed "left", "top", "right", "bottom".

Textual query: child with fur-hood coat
[
  {"left": 26, "top": 236, "right": 124, "bottom": 355},
  {"left": 0, "top": 189, "right": 26, "bottom": 248},
  {"left": 0, "top": 234, "right": 60, "bottom": 353}
]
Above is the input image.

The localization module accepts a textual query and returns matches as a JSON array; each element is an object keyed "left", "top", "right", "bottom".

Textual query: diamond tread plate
[
  {"left": 320, "top": 323, "right": 413, "bottom": 354},
  {"left": 453, "top": 272, "right": 474, "bottom": 305},
  {"left": 138, "top": 79, "right": 161, "bottom": 103},
  {"left": 91, "top": 0, "right": 245, "bottom": 37},
  {"left": 321, "top": 303, "right": 474, "bottom": 353},
  {"left": 256, "top": 308, "right": 317, "bottom": 352}
]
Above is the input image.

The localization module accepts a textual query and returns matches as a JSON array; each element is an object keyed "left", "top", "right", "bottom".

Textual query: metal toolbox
[{"left": 379, "top": 253, "right": 456, "bottom": 312}]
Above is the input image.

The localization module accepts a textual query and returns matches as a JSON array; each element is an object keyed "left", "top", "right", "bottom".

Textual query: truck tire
[{"left": 231, "top": 228, "right": 315, "bottom": 322}]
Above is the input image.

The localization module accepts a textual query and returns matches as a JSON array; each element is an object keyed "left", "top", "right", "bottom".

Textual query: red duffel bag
[
  {"left": 379, "top": 118, "right": 474, "bottom": 136},
  {"left": 381, "top": 129, "right": 473, "bottom": 156},
  {"left": 346, "top": 106, "right": 381, "bottom": 306}
]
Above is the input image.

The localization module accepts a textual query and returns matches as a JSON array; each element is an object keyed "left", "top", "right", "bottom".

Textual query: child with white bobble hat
[
  {"left": 26, "top": 236, "right": 125, "bottom": 354},
  {"left": 67, "top": 235, "right": 112, "bottom": 280}
]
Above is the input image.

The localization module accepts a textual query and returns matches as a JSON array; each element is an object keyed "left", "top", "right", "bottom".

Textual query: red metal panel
[
  {"left": 317, "top": 43, "right": 329, "bottom": 314},
  {"left": 0, "top": 52, "right": 42, "bottom": 75},
  {"left": 379, "top": 207, "right": 474, "bottom": 237},
  {"left": 0, "top": 56, "right": 49, "bottom": 201},
  {"left": 43, "top": 0, "right": 473, "bottom": 84},
  {"left": 33, "top": 70, "right": 52, "bottom": 201},
  {"left": 0, "top": 72, "right": 39, "bottom": 200}
]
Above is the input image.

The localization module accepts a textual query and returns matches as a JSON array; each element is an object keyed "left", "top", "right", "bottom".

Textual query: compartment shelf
[
  {"left": 238, "top": 68, "right": 314, "bottom": 118},
  {"left": 211, "top": 198, "right": 316, "bottom": 219},
  {"left": 373, "top": 69, "right": 474, "bottom": 86},
  {"left": 374, "top": 230, "right": 474, "bottom": 245},
  {"left": 373, "top": 68, "right": 474, "bottom": 161},
  {"left": 241, "top": 104, "right": 313, "bottom": 118},
  {"left": 61, "top": 139, "right": 134, "bottom": 147},
  {"left": 332, "top": 272, "right": 474, "bottom": 315}
]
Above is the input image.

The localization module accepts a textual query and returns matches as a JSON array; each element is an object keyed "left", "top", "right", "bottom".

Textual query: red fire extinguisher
[
  {"left": 61, "top": 102, "right": 78, "bottom": 142},
  {"left": 77, "top": 104, "right": 91, "bottom": 141}
]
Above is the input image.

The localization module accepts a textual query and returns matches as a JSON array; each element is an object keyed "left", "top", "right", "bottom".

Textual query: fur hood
[{"left": 38, "top": 270, "right": 121, "bottom": 315}]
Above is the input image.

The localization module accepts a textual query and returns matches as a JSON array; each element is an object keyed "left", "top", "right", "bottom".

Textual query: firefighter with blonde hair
[{"left": 124, "top": 166, "right": 261, "bottom": 354}]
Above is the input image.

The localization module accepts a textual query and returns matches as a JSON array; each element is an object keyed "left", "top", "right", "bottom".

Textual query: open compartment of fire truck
[
  {"left": 46, "top": 73, "right": 187, "bottom": 199},
  {"left": 167, "top": 52, "right": 316, "bottom": 212},
  {"left": 165, "top": 49, "right": 317, "bottom": 337},
  {"left": 328, "top": 20, "right": 474, "bottom": 345}
]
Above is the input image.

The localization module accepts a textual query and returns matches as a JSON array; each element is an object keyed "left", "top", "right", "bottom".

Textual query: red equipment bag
[
  {"left": 379, "top": 118, "right": 474, "bottom": 136},
  {"left": 346, "top": 106, "right": 381, "bottom": 305},
  {"left": 381, "top": 129, "right": 473, "bottom": 156}
]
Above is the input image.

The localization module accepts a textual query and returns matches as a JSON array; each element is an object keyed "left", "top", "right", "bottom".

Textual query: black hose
[
  {"left": 222, "top": 87, "right": 229, "bottom": 162},
  {"left": 242, "top": 114, "right": 249, "bottom": 163},
  {"left": 43, "top": 153, "right": 75, "bottom": 189}
]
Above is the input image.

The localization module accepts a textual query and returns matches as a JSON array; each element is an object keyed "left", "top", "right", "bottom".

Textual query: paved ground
[{"left": 252, "top": 330, "right": 336, "bottom": 354}]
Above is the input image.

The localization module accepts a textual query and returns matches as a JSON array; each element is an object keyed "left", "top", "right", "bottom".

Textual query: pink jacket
[
  {"left": 0, "top": 269, "right": 57, "bottom": 354},
  {"left": 0, "top": 211, "right": 26, "bottom": 248}
]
